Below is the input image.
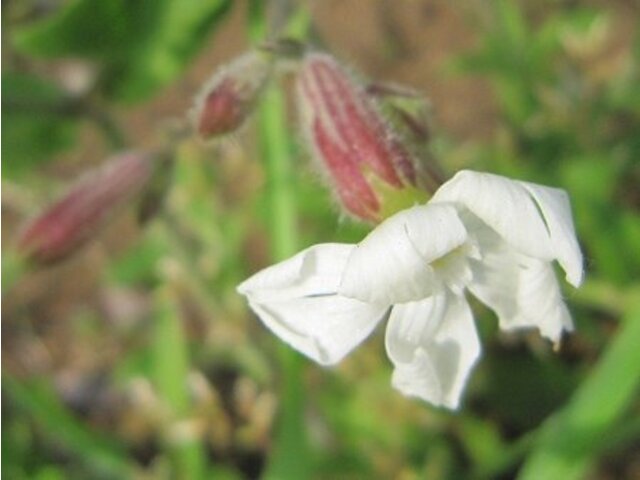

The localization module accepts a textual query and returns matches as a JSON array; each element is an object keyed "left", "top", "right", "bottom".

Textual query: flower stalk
[{"left": 248, "top": 1, "right": 310, "bottom": 478}]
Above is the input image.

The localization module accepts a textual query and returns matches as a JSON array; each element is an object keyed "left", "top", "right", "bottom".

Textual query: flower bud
[
  {"left": 191, "top": 50, "right": 272, "bottom": 139},
  {"left": 17, "top": 152, "right": 153, "bottom": 265},
  {"left": 296, "top": 52, "right": 429, "bottom": 222}
]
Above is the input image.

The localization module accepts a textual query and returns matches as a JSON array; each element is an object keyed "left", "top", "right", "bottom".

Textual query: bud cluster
[
  {"left": 187, "top": 44, "right": 444, "bottom": 223},
  {"left": 15, "top": 45, "right": 444, "bottom": 266}
]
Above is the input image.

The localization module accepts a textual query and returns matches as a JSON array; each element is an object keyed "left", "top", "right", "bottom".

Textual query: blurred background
[{"left": 2, "top": 0, "right": 639, "bottom": 479}]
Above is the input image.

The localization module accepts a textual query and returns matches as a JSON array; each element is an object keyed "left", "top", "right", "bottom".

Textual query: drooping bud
[
  {"left": 17, "top": 152, "right": 154, "bottom": 265},
  {"left": 296, "top": 52, "right": 436, "bottom": 222},
  {"left": 190, "top": 50, "right": 272, "bottom": 139}
]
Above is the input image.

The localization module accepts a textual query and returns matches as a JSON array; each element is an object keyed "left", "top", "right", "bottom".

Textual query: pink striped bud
[
  {"left": 17, "top": 152, "right": 154, "bottom": 265},
  {"left": 296, "top": 52, "right": 429, "bottom": 222},
  {"left": 191, "top": 51, "right": 272, "bottom": 139}
]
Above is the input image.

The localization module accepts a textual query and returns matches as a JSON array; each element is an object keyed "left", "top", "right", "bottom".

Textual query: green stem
[
  {"left": 152, "top": 283, "right": 205, "bottom": 480},
  {"left": 256, "top": 60, "right": 310, "bottom": 480},
  {"left": 259, "top": 87, "right": 298, "bottom": 260},
  {"left": 248, "top": 1, "right": 310, "bottom": 478}
]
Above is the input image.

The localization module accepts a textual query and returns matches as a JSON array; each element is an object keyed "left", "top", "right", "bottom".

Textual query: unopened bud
[
  {"left": 191, "top": 50, "right": 272, "bottom": 139},
  {"left": 296, "top": 53, "right": 431, "bottom": 222},
  {"left": 17, "top": 152, "right": 154, "bottom": 265}
]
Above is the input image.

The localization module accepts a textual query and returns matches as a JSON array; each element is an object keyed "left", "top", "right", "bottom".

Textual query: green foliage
[
  {"left": 108, "top": 234, "right": 166, "bottom": 287},
  {"left": 2, "top": 72, "right": 79, "bottom": 178},
  {"left": 454, "top": 2, "right": 640, "bottom": 286},
  {"left": 520, "top": 299, "right": 640, "bottom": 479},
  {"left": 152, "top": 286, "right": 207, "bottom": 480},
  {"left": 448, "top": 2, "right": 640, "bottom": 477},
  {"left": 2, "top": 376, "right": 133, "bottom": 478},
  {"left": 14, "top": 0, "right": 232, "bottom": 102}
]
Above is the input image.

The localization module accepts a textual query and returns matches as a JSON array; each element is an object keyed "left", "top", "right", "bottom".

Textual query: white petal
[
  {"left": 238, "top": 243, "right": 354, "bottom": 301},
  {"left": 513, "top": 258, "right": 574, "bottom": 342},
  {"left": 520, "top": 182, "right": 583, "bottom": 287},
  {"left": 238, "top": 244, "right": 388, "bottom": 365},
  {"left": 385, "top": 292, "right": 480, "bottom": 409},
  {"left": 246, "top": 295, "right": 388, "bottom": 366},
  {"left": 465, "top": 226, "right": 520, "bottom": 320},
  {"left": 467, "top": 229, "right": 574, "bottom": 343},
  {"left": 339, "top": 204, "right": 468, "bottom": 305},
  {"left": 433, "top": 170, "right": 583, "bottom": 279}
]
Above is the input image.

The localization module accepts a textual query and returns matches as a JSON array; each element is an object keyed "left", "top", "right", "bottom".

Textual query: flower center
[{"left": 431, "top": 242, "right": 478, "bottom": 295}]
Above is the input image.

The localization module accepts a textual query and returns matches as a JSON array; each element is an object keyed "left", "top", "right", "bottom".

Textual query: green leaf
[
  {"left": 518, "top": 300, "right": 640, "bottom": 480},
  {"left": 13, "top": 0, "right": 233, "bottom": 103},
  {"left": 13, "top": 0, "right": 161, "bottom": 60},
  {"left": 105, "top": 0, "right": 233, "bottom": 102},
  {"left": 494, "top": 0, "right": 529, "bottom": 53},
  {"left": 152, "top": 285, "right": 205, "bottom": 480},
  {"left": 152, "top": 286, "right": 190, "bottom": 414},
  {"left": 2, "top": 73, "right": 79, "bottom": 178},
  {"left": 2, "top": 375, "right": 132, "bottom": 477}
]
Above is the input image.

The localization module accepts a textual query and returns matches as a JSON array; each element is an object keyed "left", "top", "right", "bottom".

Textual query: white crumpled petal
[
  {"left": 512, "top": 257, "right": 574, "bottom": 342},
  {"left": 238, "top": 244, "right": 388, "bottom": 365},
  {"left": 432, "top": 170, "right": 583, "bottom": 286},
  {"left": 519, "top": 181, "right": 583, "bottom": 287},
  {"left": 238, "top": 243, "right": 353, "bottom": 301},
  {"left": 467, "top": 226, "right": 573, "bottom": 343},
  {"left": 339, "top": 204, "right": 468, "bottom": 305},
  {"left": 384, "top": 292, "right": 480, "bottom": 409}
]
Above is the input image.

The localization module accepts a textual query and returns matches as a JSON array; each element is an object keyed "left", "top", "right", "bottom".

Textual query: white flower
[{"left": 238, "top": 170, "right": 583, "bottom": 409}]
